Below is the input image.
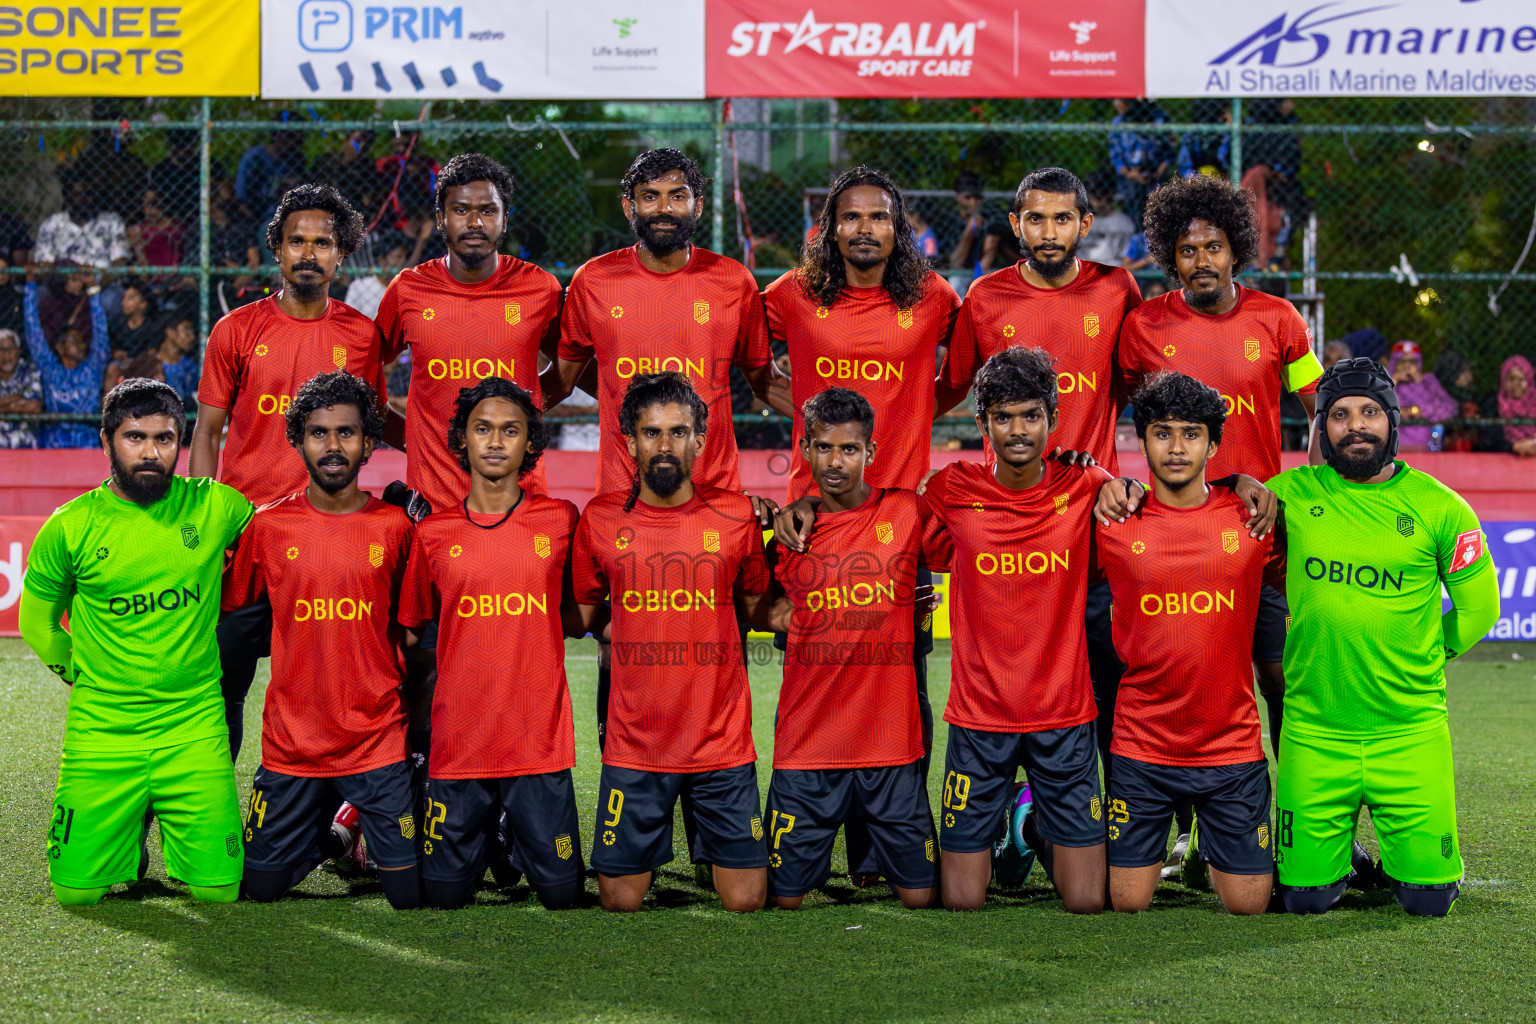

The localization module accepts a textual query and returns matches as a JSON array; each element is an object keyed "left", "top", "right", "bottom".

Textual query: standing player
[
  {"left": 572, "top": 373, "right": 772, "bottom": 913},
  {"left": 21, "top": 380, "right": 253, "bottom": 905},
  {"left": 756, "top": 388, "right": 940, "bottom": 909},
  {"left": 1095, "top": 373, "right": 1280, "bottom": 915},
  {"left": 937, "top": 165, "right": 1143, "bottom": 806},
  {"left": 191, "top": 183, "right": 388, "bottom": 760},
  {"left": 226, "top": 371, "right": 419, "bottom": 908},
  {"left": 400, "top": 377, "right": 587, "bottom": 911},
  {"left": 1115, "top": 173, "right": 1324, "bottom": 769},
  {"left": 1270, "top": 358, "right": 1498, "bottom": 917}
]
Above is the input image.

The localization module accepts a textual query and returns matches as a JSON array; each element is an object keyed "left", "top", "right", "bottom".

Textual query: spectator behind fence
[
  {"left": 236, "top": 125, "right": 305, "bottom": 224},
  {"left": 1178, "top": 97, "right": 1232, "bottom": 179},
  {"left": 0, "top": 207, "right": 34, "bottom": 267},
  {"left": 1121, "top": 231, "right": 1151, "bottom": 273},
  {"left": 0, "top": 256, "right": 22, "bottom": 337},
  {"left": 38, "top": 267, "right": 98, "bottom": 349},
  {"left": 374, "top": 134, "right": 440, "bottom": 231},
  {"left": 906, "top": 200, "right": 941, "bottom": 265},
  {"left": 947, "top": 172, "right": 1017, "bottom": 284},
  {"left": 1321, "top": 339, "right": 1352, "bottom": 370},
  {"left": 1388, "top": 340, "right": 1456, "bottom": 451},
  {"left": 1432, "top": 348, "right": 1488, "bottom": 452},
  {"left": 1495, "top": 355, "right": 1536, "bottom": 457},
  {"left": 110, "top": 282, "right": 160, "bottom": 359},
  {"left": 1079, "top": 172, "right": 1135, "bottom": 265},
  {"left": 33, "top": 178, "right": 132, "bottom": 269},
  {"left": 127, "top": 189, "right": 186, "bottom": 279},
  {"left": 0, "top": 327, "right": 43, "bottom": 448},
  {"left": 1240, "top": 161, "right": 1288, "bottom": 272},
  {"left": 148, "top": 130, "right": 218, "bottom": 226},
  {"left": 343, "top": 230, "right": 409, "bottom": 320},
  {"left": 314, "top": 130, "right": 381, "bottom": 214},
  {"left": 1341, "top": 326, "right": 1390, "bottom": 363},
  {"left": 1109, "top": 98, "right": 1171, "bottom": 226},
  {"left": 101, "top": 350, "right": 166, "bottom": 402},
  {"left": 156, "top": 315, "right": 200, "bottom": 403},
  {"left": 22, "top": 273, "right": 109, "bottom": 448}
]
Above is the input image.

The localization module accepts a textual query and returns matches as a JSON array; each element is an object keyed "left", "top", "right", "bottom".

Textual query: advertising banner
[
  {"left": 1467, "top": 522, "right": 1536, "bottom": 642},
  {"left": 0, "top": 517, "right": 44, "bottom": 638},
  {"left": 705, "top": 0, "right": 1144, "bottom": 98},
  {"left": 0, "top": 1, "right": 260, "bottom": 96},
  {"left": 1146, "top": 0, "right": 1536, "bottom": 97},
  {"left": 262, "top": 0, "right": 705, "bottom": 98}
]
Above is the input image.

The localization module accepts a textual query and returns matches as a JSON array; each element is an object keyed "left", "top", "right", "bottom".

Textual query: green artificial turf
[{"left": 2, "top": 638, "right": 1533, "bottom": 1023}]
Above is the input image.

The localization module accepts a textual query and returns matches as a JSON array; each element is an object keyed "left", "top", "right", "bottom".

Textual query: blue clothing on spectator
[
  {"left": 162, "top": 355, "right": 200, "bottom": 401},
  {"left": 1109, "top": 109, "right": 1172, "bottom": 178},
  {"left": 1177, "top": 133, "right": 1231, "bottom": 178},
  {"left": 23, "top": 282, "right": 110, "bottom": 448},
  {"left": 1122, "top": 232, "right": 1148, "bottom": 264},
  {"left": 235, "top": 144, "right": 298, "bottom": 211},
  {"left": 912, "top": 226, "right": 940, "bottom": 261}
]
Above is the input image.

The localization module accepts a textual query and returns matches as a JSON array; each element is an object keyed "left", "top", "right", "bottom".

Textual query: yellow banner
[{"left": 0, "top": 2, "right": 259, "bottom": 96}]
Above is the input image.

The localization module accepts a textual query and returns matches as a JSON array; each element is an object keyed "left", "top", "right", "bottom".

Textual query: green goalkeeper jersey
[
  {"left": 23, "top": 476, "right": 254, "bottom": 751},
  {"left": 1268, "top": 461, "right": 1494, "bottom": 740}
]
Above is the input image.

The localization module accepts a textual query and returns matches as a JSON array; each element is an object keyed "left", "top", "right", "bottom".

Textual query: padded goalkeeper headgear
[{"left": 1316, "top": 356, "right": 1400, "bottom": 461}]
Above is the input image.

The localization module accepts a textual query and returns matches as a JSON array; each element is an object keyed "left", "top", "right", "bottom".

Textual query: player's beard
[
  {"left": 844, "top": 237, "right": 886, "bottom": 272},
  {"left": 1183, "top": 274, "right": 1226, "bottom": 310},
  {"left": 109, "top": 448, "right": 173, "bottom": 506},
  {"left": 452, "top": 229, "right": 498, "bottom": 270},
  {"left": 284, "top": 259, "right": 328, "bottom": 303},
  {"left": 632, "top": 212, "right": 697, "bottom": 258},
  {"left": 642, "top": 453, "right": 686, "bottom": 499},
  {"left": 305, "top": 452, "right": 362, "bottom": 495},
  {"left": 1022, "top": 235, "right": 1080, "bottom": 281},
  {"left": 1327, "top": 430, "right": 1392, "bottom": 480}
]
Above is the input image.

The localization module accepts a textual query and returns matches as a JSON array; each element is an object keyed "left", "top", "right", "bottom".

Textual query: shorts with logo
[
  {"left": 765, "top": 759, "right": 939, "bottom": 897},
  {"left": 49, "top": 733, "right": 244, "bottom": 889},
  {"left": 421, "top": 770, "right": 584, "bottom": 888},
  {"left": 244, "top": 760, "right": 417, "bottom": 872},
  {"left": 1253, "top": 583, "right": 1289, "bottom": 665},
  {"left": 1107, "top": 754, "right": 1273, "bottom": 874},
  {"left": 1277, "top": 725, "right": 1462, "bottom": 888},
  {"left": 940, "top": 722, "right": 1104, "bottom": 853},
  {"left": 592, "top": 762, "right": 768, "bottom": 875}
]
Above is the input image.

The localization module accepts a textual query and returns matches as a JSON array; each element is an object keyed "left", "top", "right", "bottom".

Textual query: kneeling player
[
  {"left": 757, "top": 389, "right": 940, "bottom": 909},
  {"left": 573, "top": 373, "right": 773, "bottom": 913},
  {"left": 22, "top": 381, "right": 254, "bottom": 905},
  {"left": 400, "top": 378, "right": 588, "bottom": 910},
  {"left": 1095, "top": 373, "right": 1281, "bottom": 915},
  {"left": 227, "top": 372, "right": 421, "bottom": 909}
]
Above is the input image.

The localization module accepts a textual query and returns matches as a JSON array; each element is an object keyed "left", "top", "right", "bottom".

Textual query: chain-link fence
[{"left": 0, "top": 95, "right": 1533, "bottom": 449}]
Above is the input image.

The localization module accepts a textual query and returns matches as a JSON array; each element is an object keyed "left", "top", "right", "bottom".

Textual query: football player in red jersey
[
  {"left": 1111, "top": 174, "right": 1324, "bottom": 788},
  {"left": 756, "top": 388, "right": 941, "bottom": 909},
  {"left": 572, "top": 373, "right": 773, "bottom": 913},
  {"left": 939, "top": 165, "right": 1145, "bottom": 818},
  {"left": 400, "top": 377, "right": 589, "bottom": 910},
  {"left": 192, "top": 184, "right": 388, "bottom": 762},
  {"left": 1095, "top": 372, "right": 1282, "bottom": 915},
  {"left": 225, "top": 371, "right": 420, "bottom": 909}
]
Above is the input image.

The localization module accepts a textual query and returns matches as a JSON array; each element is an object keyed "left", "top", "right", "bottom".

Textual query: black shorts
[
  {"left": 1107, "top": 754, "right": 1273, "bottom": 875},
  {"left": 421, "top": 770, "right": 584, "bottom": 888},
  {"left": 1252, "top": 583, "right": 1289, "bottom": 665},
  {"left": 591, "top": 763, "right": 768, "bottom": 875},
  {"left": 764, "top": 759, "right": 939, "bottom": 897},
  {"left": 244, "top": 760, "right": 417, "bottom": 871},
  {"left": 940, "top": 722, "right": 1104, "bottom": 853}
]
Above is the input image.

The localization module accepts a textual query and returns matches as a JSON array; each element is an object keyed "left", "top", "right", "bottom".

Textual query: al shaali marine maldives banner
[
  {"left": 1146, "top": 0, "right": 1536, "bottom": 97},
  {"left": 262, "top": 0, "right": 705, "bottom": 98}
]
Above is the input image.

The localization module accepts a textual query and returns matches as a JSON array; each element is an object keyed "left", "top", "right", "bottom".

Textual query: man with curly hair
[
  {"left": 224, "top": 371, "right": 420, "bottom": 908},
  {"left": 399, "top": 377, "right": 589, "bottom": 911},
  {"left": 191, "top": 183, "right": 390, "bottom": 761},
  {"left": 1114, "top": 174, "right": 1323, "bottom": 808}
]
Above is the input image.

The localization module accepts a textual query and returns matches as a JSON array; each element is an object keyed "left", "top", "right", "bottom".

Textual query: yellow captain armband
[{"left": 1284, "top": 351, "right": 1325, "bottom": 392}]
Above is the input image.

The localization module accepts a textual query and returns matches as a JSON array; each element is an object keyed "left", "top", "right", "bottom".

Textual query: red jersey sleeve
[
  {"left": 1117, "top": 311, "right": 1149, "bottom": 399},
  {"left": 197, "top": 315, "right": 241, "bottom": 410},
  {"left": 940, "top": 299, "right": 982, "bottom": 390},
  {"left": 556, "top": 269, "right": 595, "bottom": 364},
  {"left": 934, "top": 276, "right": 963, "bottom": 347},
  {"left": 918, "top": 485, "right": 955, "bottom": 571},
  {"left": 763, "top": 272, "right": 795, "bottom": 347},
  {"left": 734, "top": 277, "right": 772, "bottom": 370},
  {"left": 1112, "top": 274, "right": 1144, "bottom": 409},
  {"left": 375, "top": 277, "right": 406, "bottom": 363},
  {"left": 398, "top": 528, "right": 438, "bottom": 628},
  {"left": 221, "top": 518, "right": 265, "bottom": 611},
  {"left": 538, "top": 280, "right": 565, "bottom": 361},
  {"left": 571, "top": 510, "right": 607, "bottom": 603},
  {"left": 735, "top": 523, "right": 770, "bottom": 596}
]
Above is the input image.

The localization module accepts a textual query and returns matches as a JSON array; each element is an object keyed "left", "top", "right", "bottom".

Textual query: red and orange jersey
[
  {"left": 376, "top": 255, "right": 562, "bottom": 508},
  {"left": 572, "top": 486, "right": 769, "bottom": 772},
  {"left": 557, "top": 246, "right": 772, "bottom": 495},
  {"left": 199, "top": 296, "right": 388, "bottom": 507},
  {"left": 222, "top": 492, "right": 411, "bottom": 777},
  {"left": 399, "top": 496, "right": 580, "bottom": 778}
]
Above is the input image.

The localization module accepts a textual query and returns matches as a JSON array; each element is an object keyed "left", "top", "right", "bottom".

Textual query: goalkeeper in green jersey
[
  {"left": 21, "top": 380, "right": 254, "bottom": 906},
  {"left": 1268, "top": 358, "right": 1499, "bottom": 917}
]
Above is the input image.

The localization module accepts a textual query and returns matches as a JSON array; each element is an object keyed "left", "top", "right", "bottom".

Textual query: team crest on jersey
[
  {"left": 1053, "top": 494, "right": 1070, "bottom": 515},
  {"left": 1449, "top": 530, "right": 1484, "bottom": 573},
  {"left": 1002, "top": 324, "right": 1016, "bottom": 338},
  {"left": 422, "top": 308, "right": 436, "bottom": 321},
  {"left": 181, "top": 524, "right": 200, "bottom": 550},
  {"left": 1163, "top": 344, "right": 1176, "bottom": 357},
  {"left": 254, "top": 344, "right": 269, "bottom": 357},
  {"left": 534, "top": 534, "right": 551, "bottom": 559},
  {"left": 1090, "top": 795, "right": 1102, "bottom": 820},
  {"left": 556, "top": 834, "right": 573, "bottom": 860},
  {"left": 1397, "top": 515, "right": 1415, "bottom": 537},
  {"left": 332, "top": 345, "right": 346, "bottom": 369},
  {"left": 610, "top": 305, "right": 624, "bottom": 319},
  {"left": 896, "top": 307, "right": 914, "bottom": 329},
  {"left": 751, "top": 816, "right": 764, "bottom": 841},
  {"left": 286, "top": 546, "right": 299, "bottom": 560},
  {"left": 1222, "top": 529, "right": 1239, "bottom": 554},
  {"left": 1083, "top": 314, "right": 1100, "bottom": 338},
  {"left": 702, "top": 530, "right": 721, "bottom": 553},
  {"left": 693, "top": 300, "right": 710, "bottom": 325},
  {"left": 449, "top": 544, "right": 463, "bottom": 558},
  {"left": 399, "top": 815, "right": 416, "bottom": 839},
  {"left": 505, "top": 303, "right": 521, "bottom": 326},
  {"left": 875, "top": 521, "right": 893, "bottom": 545},
  {"left": 1441, "top": 831, "right": 1454, "bottom": 859},
  {"left": 368, "top": 544, "right": 384, "bottom": 568},
  {"left": 1131, "top": 540, "right": 1145, "bottom": 555},
  {"left": 1257, "top": 824, "right": 1270, "bottom": 849},
  {"left": 1244, "top": 337, "right": 1261, "bottom": 362},
  {"left": 815, "top": 306, "right": 830, "bottom": 319}
]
